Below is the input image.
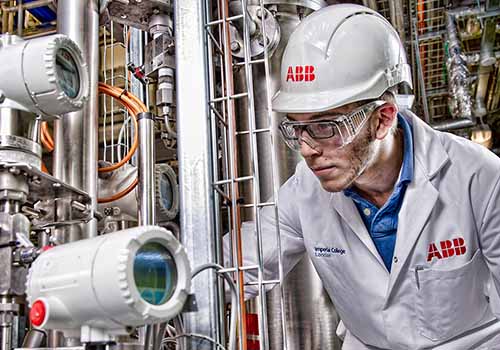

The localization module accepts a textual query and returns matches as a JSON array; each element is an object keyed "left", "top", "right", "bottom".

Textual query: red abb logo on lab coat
[
  {"left": 427, "top": 237, "right": 467, "bottom": 262},
  {"left": 286, "top": 65, "right": 316, "bottom": 82}
]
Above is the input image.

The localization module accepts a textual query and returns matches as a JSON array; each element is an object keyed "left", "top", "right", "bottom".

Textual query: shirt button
[
  {"left": 363, "top": 208, "right": 371, "bottom": 216},
  {"left": 393, "top": 256, "right": 399, "bottom": 263}
]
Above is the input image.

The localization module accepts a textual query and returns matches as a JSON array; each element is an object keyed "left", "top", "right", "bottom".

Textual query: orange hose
[
  {"left": 97, "top": 82, "right": 147, "bottom": 173},
  {"left": 40, "top": 83, "right": 147, "bottom": 203},
  {"left": 97, "top": 178, "right": 139, "bottom": 204},
  {"left": 41, "top": 122, "right": 54, "bottom": 152}
]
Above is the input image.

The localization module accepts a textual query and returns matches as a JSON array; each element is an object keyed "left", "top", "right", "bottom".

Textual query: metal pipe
[
  {"left": 56, "top": 0, "right": 99, "bottom": 241},
  {"left": 475, "top": 18, "right": 497, "bottom": 117},
  {"left": 431, "top": 118, "right": 475, "bottom": 131},
  {"left": 16, "top": 0, "right": 23, "bottom": 37},
  {"left": 22, "top": 329, "right": 46, "bottom": 348},
  {"left": 388, "top": 0, "right": 405, "bottom": 43},
  {"left": 412, "top": 18, "right": 431, "bottom": 124},
  {"left": 137, "top": 112, "right": 155, "bottom": 226},
  {"left": 174, "top": 0, "right": 220, "bottom": 348},
  {"left": 0, "top": 322, "right": 12, "bottom": 350},
  {"left": 362, "top": 0, "right": 377, "bottom": 10}
]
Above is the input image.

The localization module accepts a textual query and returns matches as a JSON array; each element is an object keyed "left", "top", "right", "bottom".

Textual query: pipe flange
[{"left": 155, "top": 163, "right": 179, "bottom": 222}]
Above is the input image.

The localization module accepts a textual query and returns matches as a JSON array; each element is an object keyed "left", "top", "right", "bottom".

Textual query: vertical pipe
[
  {"left": 16, "top": 0, "right": 22, "bottom": 36},
  {"left": 56, "top": 0, "right": 99, "bottom": 241},
  {"left": 0, "top": 322, "right": 12, "bottom": 350},
  {"left": 137, "top": 113, "right": 156, "bottom": 226},
  {"left": 175, "top": 0, "right": 219, "bottom": 348}
]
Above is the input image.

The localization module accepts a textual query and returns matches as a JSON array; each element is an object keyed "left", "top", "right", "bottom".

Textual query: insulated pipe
[
  {"left": 174, "top": 0, "right": 220, "bottom": 349},
  {"left": 55, "top": 0, "right": 99, "bottom": 241},
  {"left": 137, "top": 112, "right": 156, "bottom": 226},
  {"left": 434, "top": 11, "right": 475, "bottom": 131}
]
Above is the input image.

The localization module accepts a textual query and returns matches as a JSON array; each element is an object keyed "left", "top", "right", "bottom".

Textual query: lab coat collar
[
  {"left": 329, "top": 110, "right": 449, "bottom": 277},
  {"left": 401, "top": 109, "right": 449, "bottom": 180}
]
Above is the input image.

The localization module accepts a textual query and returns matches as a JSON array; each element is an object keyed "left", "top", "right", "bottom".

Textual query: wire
[{"left": 161, "top": 264, "right": 237, "bottom": 350}]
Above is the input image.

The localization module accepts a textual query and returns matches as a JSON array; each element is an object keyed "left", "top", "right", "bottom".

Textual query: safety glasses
[{"left": 279, "top": 100, "right": 386, "bottom": 152}]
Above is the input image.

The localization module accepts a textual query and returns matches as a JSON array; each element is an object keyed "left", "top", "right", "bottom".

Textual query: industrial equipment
[
  {"left": 26, "top": 225, "right": 191, "bottom": 343},
  {"left": 0, "top": 34, "right": 88, "bottom": 118},
  {"left": 0, "top": 1, "right": 499, "bottom": 350}
]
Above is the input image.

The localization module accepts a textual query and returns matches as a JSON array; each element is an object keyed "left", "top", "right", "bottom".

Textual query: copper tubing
[
  {"left": 40, "top": 83, "right": 147, "bottom": 203},
  {"left": 97, "top": 178, "right": 138, "bottom": 204}
]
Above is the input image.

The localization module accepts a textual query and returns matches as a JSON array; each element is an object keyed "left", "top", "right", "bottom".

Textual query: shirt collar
[{"left": 398, "top": 113, "right": 414, "bottom": 185}]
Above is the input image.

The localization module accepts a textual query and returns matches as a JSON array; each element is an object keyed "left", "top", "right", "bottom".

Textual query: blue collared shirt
[{"left": 344, "top": 114, "right": 414, "bottom": 272}]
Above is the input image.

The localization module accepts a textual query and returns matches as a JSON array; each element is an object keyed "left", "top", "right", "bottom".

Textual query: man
[{"left": 233, "top": 3, "right": 500, "bottom": 349}]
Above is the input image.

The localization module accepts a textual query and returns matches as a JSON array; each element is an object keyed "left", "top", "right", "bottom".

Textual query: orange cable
[{"left": 40, "top": 83, "right": 147, "bottom": 203}]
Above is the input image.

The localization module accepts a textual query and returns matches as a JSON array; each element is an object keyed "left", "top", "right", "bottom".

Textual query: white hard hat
[{"left": 272, "top": 4, "right": 413, "bottom": 113}]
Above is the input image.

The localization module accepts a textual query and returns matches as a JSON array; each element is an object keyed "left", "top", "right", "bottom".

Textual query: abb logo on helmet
[
  {"left": 427, "top": 237, "right": 467, "bottom": 262},
  {"left": 286, "top": 65, "right": 316, "bottom": 82}
]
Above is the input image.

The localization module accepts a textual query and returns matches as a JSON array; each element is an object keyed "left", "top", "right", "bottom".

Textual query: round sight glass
[
  {"left": 133, "top": 242, "right": 178, "bottom": 305},
  {"left": 55, "top": 48, "right": 80, "bottom": 99}
]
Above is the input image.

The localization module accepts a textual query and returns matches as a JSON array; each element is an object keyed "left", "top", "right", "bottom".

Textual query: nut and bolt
[{"left": 231, "top": 41, "right": 240, "bottom": 52}]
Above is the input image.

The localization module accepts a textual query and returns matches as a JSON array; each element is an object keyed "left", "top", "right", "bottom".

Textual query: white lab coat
[{"left": 234, "top": 111, "right": 500, "bottom": 349}]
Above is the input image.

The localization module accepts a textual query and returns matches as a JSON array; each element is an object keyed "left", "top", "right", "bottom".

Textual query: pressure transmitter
[
  {"left": 26, "top": 226, "right": 191, "bottom": 343},
  {"left": 0, "top": 33, "right": 89, "bottom": 117}
]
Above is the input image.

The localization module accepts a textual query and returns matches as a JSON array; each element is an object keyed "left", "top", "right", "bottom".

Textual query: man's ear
[{"left": 373, "top": 103, "right": 398, "bottom": 140}]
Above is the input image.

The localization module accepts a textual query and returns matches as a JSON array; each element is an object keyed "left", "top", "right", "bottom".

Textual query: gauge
[{"left": 55, "top": 48, "right": 80, "bottom": 99}]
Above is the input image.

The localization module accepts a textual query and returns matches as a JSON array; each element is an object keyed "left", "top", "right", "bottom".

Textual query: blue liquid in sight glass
[{"left": 133, "top": 242, "right": 177, "bottom": 305}]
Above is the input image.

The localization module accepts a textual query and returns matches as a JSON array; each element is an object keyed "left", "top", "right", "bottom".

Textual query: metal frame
[{"left": 204, "top": 0, "right": 288, "bottom": 349}]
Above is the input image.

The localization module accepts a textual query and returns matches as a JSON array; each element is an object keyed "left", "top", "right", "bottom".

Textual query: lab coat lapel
[
  {"left": 387, "top": 164, "right": 439, "bottom": 291},
  {"left": 387, "top": 111, "right": 448, "bottom": 293},
  {"left": 330, "top": 192, "right": 387, "bottom": 269}
]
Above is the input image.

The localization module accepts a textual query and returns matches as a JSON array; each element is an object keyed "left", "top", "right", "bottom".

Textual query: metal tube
[
  {"left": 412, "top": 18, "right": 431, "bottom": 124},
  {"left": 174, "top": 0, "right": 220, "bottom": 348},
  {"left": 475, "top": 18, "right": 497, "bottom": 117},
  {"left": 0, "top": 322, "right": 12, "bottom": 350},
  {"left": 362, "top": 0, "right": 377, "bottom": 10},
  {"left": 388, "top": 0, "right": 405, "bottom": 42},
  {"left": 56, "top": 0, "right": 99, "bottom": 241},
  {"left": 16, "top": 0, "right": 23, "bottom": 37},
  {"left": 137, "top": 113, "right": 155, "bottom": 226},
  {"left": 22, "top": 329, "right": 46, "bottom": 348}
]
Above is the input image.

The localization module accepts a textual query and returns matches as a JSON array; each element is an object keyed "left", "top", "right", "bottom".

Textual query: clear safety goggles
[{"left": 278, "top": 100, "right": 386, "bottom": 152}]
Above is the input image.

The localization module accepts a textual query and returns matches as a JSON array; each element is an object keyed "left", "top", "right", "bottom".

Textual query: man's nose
[{"left": 299, "top": 131, "right": 322, "bottom": 157}]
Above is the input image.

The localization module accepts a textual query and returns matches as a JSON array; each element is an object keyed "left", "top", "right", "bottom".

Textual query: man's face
[{"left": 288, "top": 104, "right": 377, "bottom": 193}]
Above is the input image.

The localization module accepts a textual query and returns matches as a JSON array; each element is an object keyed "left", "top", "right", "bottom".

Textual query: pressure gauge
[
  {"left": 0, "top": 34, "right": 89, "bottom": 117},
  {"left": 26, "top": 226, "right": 191, "bottom": 343}
]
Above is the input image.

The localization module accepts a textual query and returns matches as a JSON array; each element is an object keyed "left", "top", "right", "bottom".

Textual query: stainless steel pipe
[
  {"left": 137, "top": 113, "right": 156, "bottom": 226},
  {"left": 175, "top": 0, "right": 220, "bottom": 348},
  {"left": 56, "top": 0, "right": 99, "bottom": 241}
]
